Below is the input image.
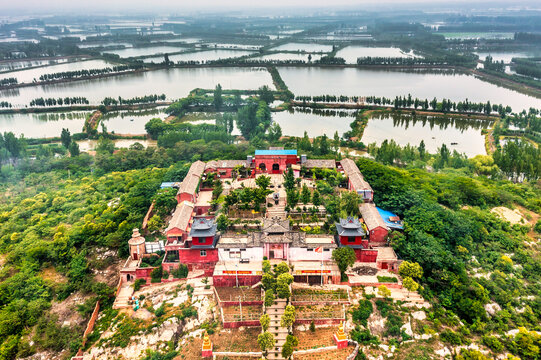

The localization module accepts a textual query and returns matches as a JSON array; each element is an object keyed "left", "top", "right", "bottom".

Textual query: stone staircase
[
  {"left": 266, "top": 299, "right": 288, "bottom": 360},
  {"left": 266, "top": 204, "right": 286, "bottom": 220},
  {"left": 113, "top": 283, "right": 134, "bottom": 309}
]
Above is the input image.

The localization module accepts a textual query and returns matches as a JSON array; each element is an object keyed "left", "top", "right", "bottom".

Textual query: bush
[
  {"left": 150, "top": 267, "right": 163, "bottom": 283},
  {"left": 155, "top": 305, "right": 165, "bottom": 318},
  {"left": 377, "top": 276, "right": 398, "bottom": 283},
  {"left": 133, "top": 278, "right": 146, "bottom": 291},
  {"left": 351, "top": 326, "right": 379, "bottom": 345},
  {"left": 310, "top": 321, "right": 316, "bottom": 333},
  {"left": 482, "top": 335, "right": 504, "bottom": 352},
  {"left": 352, "top": 299, "right": 373, "bottom": 326},
  {"left": 440, "top": 330, "right": 463, "bottom": 345},
  {"left": 171, "top": 264, "right": 188, "bottom": 279}
]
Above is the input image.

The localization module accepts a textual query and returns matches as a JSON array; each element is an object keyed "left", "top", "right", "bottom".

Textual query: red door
[{"left": 133, "top": 253, "right": 138, "bottom": 260}]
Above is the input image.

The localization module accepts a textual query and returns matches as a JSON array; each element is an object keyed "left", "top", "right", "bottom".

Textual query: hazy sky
[{"left": 2, "top": 0, "right": 537, "bottom": 15}]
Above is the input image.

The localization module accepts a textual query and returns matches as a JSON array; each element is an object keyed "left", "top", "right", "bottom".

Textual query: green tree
[
  {"left": 262, "top": 259, "right": 271, "bottom": 274},
  {"left": 264, "top": 289, "right": 275, "bottom": 307},
  {"left": 68, "top": 141, "right": 80, "bottom": 156},
  {"left": 276, "top": 273, "right": 293, "bottom": 299},
  {"left": 260, "top": 314, "right": 270, "bottom": 331},
  {"left": 286, "top": 189, "right": 299, "bottom": 208},
  {"left": 311, "top": 189, "right": 321, "bottom": 207},
  {"left": 257, "top": 331, "right": 275, "bottom": 356},
  {"left": 152, "top": 188, "right": 177, "bottom": 217},
  {"left": 284, "top": 167, "right": 295, "bottom": 190},
  {"left": 213, "top": 83, "right": 223, "bottom": 111},
  {"left": 398, "top": 261, "right": 423, "bottom": 279},
  {"left": 274, "top": 262, "right": 290, "bottom": 276},
  {"left": 147, "top": 215, "right": 164, "bottom": 234},
  {"left": 402, "top": 277, "right": 419, "bottom": 297},
  {"left": 378, "top": 285, "right": 391, "bottom": 299},
  {"left": 281, "top": 305, "right": 296, "bottom": 331},
  {"left": 300, "top": 184, "right": 311, "bottom": 204},
  {"left": 96, "top": 137, "right": 115, "bottom": 155},
  {"left": 281, "top": 334, "right": 299, "bottom": 359},
  {"left": 216, "top": 214, "right": 229, "bottom": 232},
  {"left": 267, "top": 123, "right": 282, "bottom": 142},
  {"left": 256, "top": 175, "right": 271, "bottom": 191},
  {"left": 262, "top": 273, "right": 276, "bottom": 291},
  {"left": 60, "top": 128, "right": 71, "bottom": 149},
  {"left": 259, "top": 85, "right": 275, "bottom": 104},
  {"left": 332, "top": 247, "right": 356, "bottom": 275}
]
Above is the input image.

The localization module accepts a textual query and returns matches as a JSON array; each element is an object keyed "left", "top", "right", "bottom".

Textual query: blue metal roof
[
  {"left": 255, "top": 149, "right": 297, "bottom": 156},
  {"left": 376, "top": 207, "right": 404, "bottom": 230}
]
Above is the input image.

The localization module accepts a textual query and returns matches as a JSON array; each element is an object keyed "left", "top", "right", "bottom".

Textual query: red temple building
[
  {"left": 335, "top": 217, "right": 368, "bottom": 248},
  {"left": 359, "top": 203, "right": 389, "bottom": 244},
  {"left": 253, "top": 149, "right": 299, "bottom": 174}
]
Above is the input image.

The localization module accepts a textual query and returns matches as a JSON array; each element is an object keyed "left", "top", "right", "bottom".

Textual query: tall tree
[
  {"left": 213, "top": 83, "right": 223, "bottom": 111},
  {"left": 60, "top": 128, "right": 71, "bottom": 149}
]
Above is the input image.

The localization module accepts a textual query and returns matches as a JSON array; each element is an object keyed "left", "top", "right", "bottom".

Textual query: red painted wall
[
  {"left": 339, "top": 235, "right": 364, "bottom": 247},
  {"left": 192, "top": 236, "right": 214, "bottom": 246},
  {"left": 178, "top": 248, "right": 219, "bottom": 263},
  {"left": 354, "top": 249, "right": 378, "bottom": 262},
  {"left": 254, "top": 155, "right": 298, "bottom": 174},
  {"left": 369, "top": 227, "right": 388, "bottom": 243},
  {"left": 214, "top": 275, "right": 262, "bottom": 287},
  {"left": 135, "top": 267, "right": 155, "bottom": 280}
]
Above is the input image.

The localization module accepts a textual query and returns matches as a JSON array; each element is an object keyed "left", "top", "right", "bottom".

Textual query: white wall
[
  {"left": 289, "top": 247, "right": 333, "bottom": 261},
  {"left": 218, "top": 247, "right": 264, "bottom": 262}
]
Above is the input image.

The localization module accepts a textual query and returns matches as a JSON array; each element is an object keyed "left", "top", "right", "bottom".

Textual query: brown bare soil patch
[
  {"left": 294, "top": 345, "right": 354, "bottom": 360},
  {"left": 176, "top": 327, "right": 261, "bottom": 360},
  {"left": 216, "top": 286, "right": 262, "bottom": 302},
  {"left": 294, "top": 327, "right": 338, "bottom": 350}
]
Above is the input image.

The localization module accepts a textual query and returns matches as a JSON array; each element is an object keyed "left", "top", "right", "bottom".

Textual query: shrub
[
  {"left": 133, "top": 278, "right": 146, "bottom": 291},
  {"left": 310, "top": 321, "right": 316, "bottom": 333},
  {"left": 155, "top": 305, "right": 165, "bottom": 318},
  {"left": 351, "top": 326, "right": 379, "bottom": 345},
  {"left": 482, "top": 335, "right": 504, "bottom": 352},
  {"left": 440, "top": 330, "right": 463, "bottom": 345},
  {"left": 352, "top": 299, "right": 373, "bottom": 326},
  {"left": 150, "top": 267, "right": 163, "bottom": 283},
  {"left": 171, "top": 264, "right": 188, "bottom": 279}
]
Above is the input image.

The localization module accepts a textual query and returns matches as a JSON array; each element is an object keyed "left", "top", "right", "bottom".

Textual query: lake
[
  {"left": 1, "top": 67, "right": 274, "bottom": 107},
  {"left": 336, "top": 46, "right": 418, "bottom": 64},
  {"left": 103, "top": 45, "right": 186, "bottom": 58},
  {"left": 0, "top": 111, "right": 88, "bottom": 138},
  {"left": 362, "top": 112, "right": 491, "bottom": 157},
  {"left": 102, "top": 107, "right": 167, "bottom": 134},
  {"left": 270, "top": 42, "right": 333, "bottom": 53},
  {"left": 476, "top": 51, "right": 541, "bottom": 63},
  {"left": 252, "top": 53, "right": 322, "bottom": 62},
  {"left": 143, "top": 50, "right": 254, "bottom": 63},
  {"left": 278, "top": 67, "right": 541, "bottom": 112},
  {"left": 0, "top": 59, "right": 117, "bottom": 83},
  {"left": 0, "top": 58, "right": 71, "bottom": 72},
  {"left": 272, "top": 108, "right": 356, "bottom": 137}
]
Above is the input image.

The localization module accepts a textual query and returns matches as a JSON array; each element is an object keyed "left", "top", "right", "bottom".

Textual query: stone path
[
  {"left": 266, "top": 298, "right": 288, "bottom": 360},
  {"left": 113, "top": 283, "right": 134, "bottom": 309}
]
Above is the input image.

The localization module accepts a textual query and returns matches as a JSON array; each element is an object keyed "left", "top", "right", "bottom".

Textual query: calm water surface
[
  {"left": 1, "top": 67, "right": 274, "bottom": 106},
  {"left": 270, "top": 43, "right": 333, "bottom": 52},
  {"left": 0, "top": 111, "right": 88, "bottom": 138},
  {"left": 0, "top": 59, "right": 116, "bottom": 83},
  {"left": 278, "top": 67, "right": 541, "bottom": 112},
  {"left": 102, "top": 107, "right": 167, "bottom": 134},
  {"left": 143, "top": 50, "right": 254, "bottom": 63},
  {"left": 272, "top": 108, "right": 356, "bottom": 137},
  {"left": 362, "top": 113, "right": 491, "bottom": 157}
]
